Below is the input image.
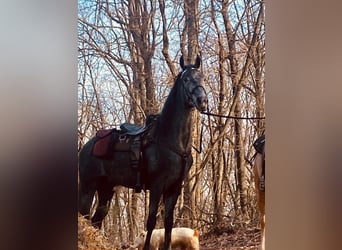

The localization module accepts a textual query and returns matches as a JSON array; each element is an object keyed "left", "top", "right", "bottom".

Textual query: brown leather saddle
[{"left": 90, "top": 114, "right": 159, "bottom": 192}]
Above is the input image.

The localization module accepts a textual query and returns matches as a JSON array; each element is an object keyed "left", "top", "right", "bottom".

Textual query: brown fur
[
  {"left": 253, "top": 152, "right": 265, "bottom": 250},
  {"left": 130, "top": 227, "right": 200, "bottom": 250}
]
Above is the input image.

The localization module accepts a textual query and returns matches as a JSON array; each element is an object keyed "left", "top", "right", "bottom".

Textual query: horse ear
[
  {"left": 180, "top": 55, "right": 185, "bottom": 70},
  {"left": 194, "top": 55, "right": 201, "bottom": 68}
]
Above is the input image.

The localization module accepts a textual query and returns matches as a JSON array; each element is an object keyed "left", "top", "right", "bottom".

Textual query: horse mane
[
  {"left": 160, "top": 71, "right": 183, "bottom": 115},
  {"left": 154, "top": 69, "right": 191, "bottom": 138}
]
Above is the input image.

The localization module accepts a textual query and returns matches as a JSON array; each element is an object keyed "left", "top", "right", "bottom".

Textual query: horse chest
[{"left": 146, "top": 151, "right": 191, "bottom": 182}]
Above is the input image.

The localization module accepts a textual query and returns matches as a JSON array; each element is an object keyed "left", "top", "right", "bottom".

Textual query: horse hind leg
[
  {"left": 91, "top": 183, "right": 114, "bottom": 229},
  {"left": 78, "top": 181, "right": 97, "bottom": 220}
]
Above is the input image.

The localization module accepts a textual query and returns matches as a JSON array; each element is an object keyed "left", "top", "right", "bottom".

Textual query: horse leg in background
[
  {"left": 254, "top": 152, "right": 265, "bottom": 250},
  {"left": 143, "top": 188, "right": 163, "bottom": 250},
  {"left": 163, "top": 189, "right": 181, "bottom": 250},
  {"left": 261, "top": 213, "right": 265, "bottom": 250},
  {"left": 91, "top": 181, "right": 114, "bottom": 229},
  {"left": 79, "top": 180, "right": 97, "bottom": 220}
]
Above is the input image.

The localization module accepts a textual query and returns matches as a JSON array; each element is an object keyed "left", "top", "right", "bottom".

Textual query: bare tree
[{"left": 78, "top": 0, "right": 265, "bottom": 247}]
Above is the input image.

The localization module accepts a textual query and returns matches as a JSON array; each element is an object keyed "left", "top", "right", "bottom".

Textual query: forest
[{"left": 78, "top": 0, "right": 265, "bottom": 249}]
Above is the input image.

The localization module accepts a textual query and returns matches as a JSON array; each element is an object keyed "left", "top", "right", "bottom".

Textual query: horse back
[
  {"left": 79, "top": 137, "right": 108, "bottom": 181},
  {"left": 79, "top": 133, "right": 138, "bottom": 184}
]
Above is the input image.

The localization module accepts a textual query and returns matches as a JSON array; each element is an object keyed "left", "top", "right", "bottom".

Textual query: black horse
[{"left": 78, "top": 55, "right": 208, "bottom": 250}]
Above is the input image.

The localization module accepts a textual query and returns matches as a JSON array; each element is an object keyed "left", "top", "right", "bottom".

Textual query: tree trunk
[{"left": 180, "top": 0, "right": 200, "bottom": 228}]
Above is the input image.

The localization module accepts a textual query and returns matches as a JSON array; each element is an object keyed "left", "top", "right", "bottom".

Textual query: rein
[
  {"left": 201, "top": 111, "right": 265, "bottom": 120},
  {"left": 192, "top": 110, "right": 265, "bottom": 154},
  {"left": 153, "top": 139, "right": 191, "bottom": 185},
  {"left": 155, "top": 140, "right": 191, "bottom": 160}
]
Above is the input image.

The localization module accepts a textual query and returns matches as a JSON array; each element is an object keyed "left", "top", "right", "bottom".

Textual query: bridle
[{"left": 180, "top": 67, "right": 207, "bottom": 109}]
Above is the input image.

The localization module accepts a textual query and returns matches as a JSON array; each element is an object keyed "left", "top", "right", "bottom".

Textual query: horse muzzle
[{"left": 195, "top": 95, "right": 208, "bottom": 112}]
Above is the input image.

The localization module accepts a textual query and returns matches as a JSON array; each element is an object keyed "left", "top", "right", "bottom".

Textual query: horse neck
[{"left": 156, "top": 85, "right": 194, "bottom": 151}]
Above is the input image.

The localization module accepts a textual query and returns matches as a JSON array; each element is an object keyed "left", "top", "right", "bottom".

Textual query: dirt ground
[
  {"left": 199, "top": 227, "right": 261, "bottom": 250},
  {"left": 78, "top": 215, "right": 261, "bottom": 250}
]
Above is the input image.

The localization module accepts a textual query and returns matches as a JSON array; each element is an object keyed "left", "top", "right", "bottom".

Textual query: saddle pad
[
  {"left": 96, "top": 129, "right": 113, "bottom": 138},
  {"left": 92, "top": 129, "right": 114, "bottom": 157}
]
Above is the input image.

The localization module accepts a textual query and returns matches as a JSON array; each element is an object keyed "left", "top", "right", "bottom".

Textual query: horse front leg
[
  {"left": 163, "top": 188, "right": 181, "bottom": 250},
  {"left": 143, "top": 188, "right": 162, "bottom": 250}
]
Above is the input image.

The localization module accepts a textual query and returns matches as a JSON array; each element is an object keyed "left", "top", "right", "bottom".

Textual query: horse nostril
[{"left": 197, "top": 96, "right": 208, "bottom": 110}]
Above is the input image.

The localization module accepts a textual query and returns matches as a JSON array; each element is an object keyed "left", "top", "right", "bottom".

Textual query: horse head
[{"left": 179, "top": 55, "right": 208, "bottom": 112}]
